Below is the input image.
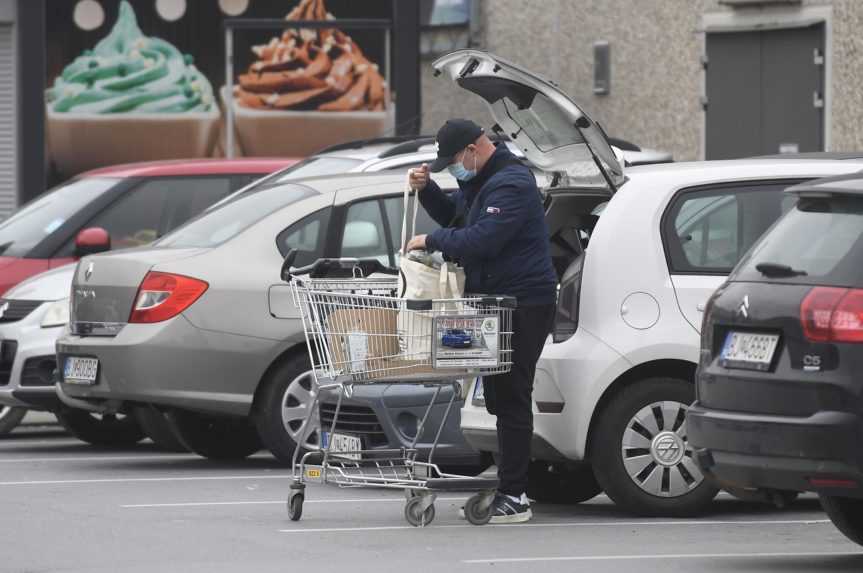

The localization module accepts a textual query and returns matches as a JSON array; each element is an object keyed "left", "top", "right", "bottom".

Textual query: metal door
[{"left": 706, "top": 24, "right": 825, "bottom": 159}]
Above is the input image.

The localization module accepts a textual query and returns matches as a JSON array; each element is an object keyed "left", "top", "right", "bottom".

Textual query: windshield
[
  {"left": 270, "top": 156, "right": 363, "bottom": 183},
  {"left": 0, "top": 177, "right": 118, "bottom": 257},
  {"left": 156, "top": 183, "right": 314, "bottom": 249},
  {"left": 735, "top": 195, "right": 863, "bottom": 287}
]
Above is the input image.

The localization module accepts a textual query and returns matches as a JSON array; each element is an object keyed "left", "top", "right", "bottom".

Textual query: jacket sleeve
[
  {"left": 418, "top": 178, "right": 457, "bottom": 227},
  {"left": 426, "top": 183, "right": 527, "bottom": 260}
]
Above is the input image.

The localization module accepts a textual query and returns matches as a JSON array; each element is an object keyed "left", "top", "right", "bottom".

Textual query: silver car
[{"left": 55, "top": 172, "right": 486, "bottom": 464}]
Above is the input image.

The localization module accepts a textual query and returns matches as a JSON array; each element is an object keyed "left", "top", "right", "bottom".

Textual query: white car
[{"left": 439, "top": 50, "right": 863, "bottom": 516}]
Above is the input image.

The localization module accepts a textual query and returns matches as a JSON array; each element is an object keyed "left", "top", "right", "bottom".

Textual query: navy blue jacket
[{"left": 422, "top": 145, "right": 557, "bottom": 306}]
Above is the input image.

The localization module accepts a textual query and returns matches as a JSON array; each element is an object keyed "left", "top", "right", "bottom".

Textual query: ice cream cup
[{"left": 221, "top": 86, "right": 395, "bottom": 157}]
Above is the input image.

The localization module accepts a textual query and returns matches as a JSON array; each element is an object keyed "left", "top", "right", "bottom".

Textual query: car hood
[
  {"left": 4, "top": 263, "right": 76, "bottom": 301},
  {"left": 432, "top": 50, "right": 625, "bottom": 191}
]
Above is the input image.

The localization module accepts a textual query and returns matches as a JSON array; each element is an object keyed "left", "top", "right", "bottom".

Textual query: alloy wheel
[
  {"left": 280, "top": 370, "right": 320, "bottom": 450},
  {"left": 620, "top": 400, "right": 703, "bottom": 498}
]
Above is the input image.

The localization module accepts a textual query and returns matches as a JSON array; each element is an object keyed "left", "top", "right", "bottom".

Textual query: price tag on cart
[{"left": 432, "top": 315, "right": 500, "bottom": 369}]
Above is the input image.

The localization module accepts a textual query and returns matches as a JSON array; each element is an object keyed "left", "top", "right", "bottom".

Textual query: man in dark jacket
[{"left": 406, "top": 118, "right": 557, "bottom": 523}]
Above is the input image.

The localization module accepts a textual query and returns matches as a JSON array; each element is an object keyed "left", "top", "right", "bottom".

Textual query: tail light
[
  {"left": 800, "top": 287, "right": 863, "bottom": 343},
  {"left": 552, "top": 257, "right": 584, "bottom": 343},
  {"left": 129, "top": 272, "right": 208, "bottom": 324}
]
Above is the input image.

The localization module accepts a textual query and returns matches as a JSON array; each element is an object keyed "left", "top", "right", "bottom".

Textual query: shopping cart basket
[{"left": 282, "top": 255, "right": 516, "bottom": 527}]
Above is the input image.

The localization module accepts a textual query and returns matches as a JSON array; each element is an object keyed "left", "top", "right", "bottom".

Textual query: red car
[{"left": 0, "top": 158, "right": 298, "bottom": 295}]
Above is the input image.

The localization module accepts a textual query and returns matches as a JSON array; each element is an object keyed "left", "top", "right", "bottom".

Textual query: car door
[
  {"left": 432, "top": 49, "right": 625, "bottom": 191},
  {"left": 662, "top": 180, "right": 799, "bottom": 332}
]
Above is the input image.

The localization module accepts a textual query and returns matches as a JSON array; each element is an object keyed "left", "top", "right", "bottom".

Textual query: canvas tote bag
[{"left": 397, "top": 173, "right": 466, "bottom": 361}]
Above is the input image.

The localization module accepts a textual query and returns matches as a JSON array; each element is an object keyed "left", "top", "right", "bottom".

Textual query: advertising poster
[{"left": 45, "top": 0, "right": 393, "bottom": 182}]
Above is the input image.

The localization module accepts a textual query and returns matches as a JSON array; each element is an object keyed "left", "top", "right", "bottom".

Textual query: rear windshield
[
  {"left": 734, "top": 195, "right": 863, "bottom": 287},
  {"left": 270, "top": 156, "right": 363, "bottom": 183},
  {"left": 156, "top": 183, "right": 314, "bottom": 249},
  {"left": 0, "top": 177, "right": 118, "bottom": 257}
]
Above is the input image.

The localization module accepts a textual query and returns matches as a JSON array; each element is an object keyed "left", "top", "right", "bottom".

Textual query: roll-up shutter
[{"left": 0, "top": 24, "right": 15, "bottom": 220}]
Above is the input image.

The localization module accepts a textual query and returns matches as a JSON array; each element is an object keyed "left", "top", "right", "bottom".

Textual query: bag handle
[{"left": 400, "top": 171, "right": 420, "bottom": 255}]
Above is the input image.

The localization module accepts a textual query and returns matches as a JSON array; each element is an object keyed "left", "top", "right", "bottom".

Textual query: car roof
[
  {"left": 786, "top": 170, "right": 863, "bottom": 196},
  {"left": 81, "top": 158, "right": 300, "bottom": 179},
  {"left": 753, "top": 152, "right": 863, "bottom": 161}
]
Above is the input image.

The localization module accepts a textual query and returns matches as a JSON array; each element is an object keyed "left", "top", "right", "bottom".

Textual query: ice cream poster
[{"left": 45, "top": 0, "right": 394, "bottom": 180}]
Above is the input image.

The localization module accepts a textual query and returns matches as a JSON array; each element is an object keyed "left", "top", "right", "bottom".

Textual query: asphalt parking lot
[{"left": 1, "top": 422, "right": 861, "bottom": 573}]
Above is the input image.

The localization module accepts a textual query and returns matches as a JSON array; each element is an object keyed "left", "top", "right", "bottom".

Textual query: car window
[
  {"left": 664, "top": 183, "right": 797, "bottom": 274},
  {"left": 382, "top": 194, "right": 442, "bottom": 263},
  {"left": 0, "top": 177, "right": 118, "bottom": 257},
  {"left": 276, "top": 208, "right": 330, "bottom": 266},
  {"left": 340, "top": 199, "right": 389, "bottom": 265},
  {"left": 735, "top": 195, "right": 863, "bottom": 286},
  {"left": 272, "top": 157, "right": 363, "bottom": 182},
  {"left": 157, "top": 183, "right": 314, "bottom": 249}
]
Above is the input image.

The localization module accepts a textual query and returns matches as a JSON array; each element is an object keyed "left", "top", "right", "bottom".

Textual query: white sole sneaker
[{"left": 488, "top": 508, "right": 532, "bottom": 524}]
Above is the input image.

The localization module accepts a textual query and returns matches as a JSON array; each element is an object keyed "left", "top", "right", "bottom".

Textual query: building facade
[{"left": 421, "top": 0, "right": 863, "bottom": 161}]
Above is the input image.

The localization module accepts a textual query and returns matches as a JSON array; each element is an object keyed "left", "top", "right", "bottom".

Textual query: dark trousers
[{"left": 482, "top": 303, "right": 555, "bottom": 497}]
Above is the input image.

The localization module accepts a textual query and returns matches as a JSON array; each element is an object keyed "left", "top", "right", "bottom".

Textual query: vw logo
[
  {"left": 84, "top": 262, "right": 95, "bottom": 282},
  {"left": 651, "top": 432, "right": 685, "bottom": 467},
  {"left": 737, "top": 294, "right": 750, "bottom": 319},
  {"left": 0, "top": 301, "right": 8, "bottom": 319}
]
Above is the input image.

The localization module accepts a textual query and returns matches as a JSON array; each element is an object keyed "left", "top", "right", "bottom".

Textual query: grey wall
[{"left": 420, "top": 0, "right": 863, "bottom": 161}]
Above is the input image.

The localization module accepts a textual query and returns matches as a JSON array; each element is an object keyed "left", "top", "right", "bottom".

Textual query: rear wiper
[{"left": 755, "top": 262, "right": 808, "bottom": 278}]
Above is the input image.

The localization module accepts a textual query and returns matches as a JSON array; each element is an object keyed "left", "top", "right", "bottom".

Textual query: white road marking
[
  {"left": 0, "top": 454, "right": 200, "bottom": 464},
  {"left": 123, "top": 497, "right": 464, "bottom": 508},
  {"left": 279, "top": 518, "right": 831, "bottom": 534},
  {"left": 463, "top": 551, "right": 863, "bottom": 564},
  {"left": 0, "top": 474, "right": 294, "bottom": 486}
]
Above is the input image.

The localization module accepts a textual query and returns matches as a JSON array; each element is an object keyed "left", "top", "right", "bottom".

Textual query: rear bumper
[
  {"left": 688, "top": 402, "right": 863, "bottom": 498},
  {"left": 319, "top": 384, "right": 482, "bottom": 468}
]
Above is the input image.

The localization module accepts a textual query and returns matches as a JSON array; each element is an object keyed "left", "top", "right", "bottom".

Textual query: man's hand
[
  {"left": 409, "top": 163, "right": 430, "bottom": 192},
  {"left": 406, "top": 234, "right": 427, "bottom": 251}
]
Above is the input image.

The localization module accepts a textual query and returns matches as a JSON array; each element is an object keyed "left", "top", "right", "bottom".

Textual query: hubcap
[
  {"left": 280, "top": 370, "right": 320, "bottom": 450},
  {"left": 620, "top": 400, "right": 704, "bottom": 498}
]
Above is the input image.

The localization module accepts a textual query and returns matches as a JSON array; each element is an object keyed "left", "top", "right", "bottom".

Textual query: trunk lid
[
  {"left": 432, "top": 50, "right": 625, "bottom": 191},
  {"left": 70, "top": 247, "right": 204, "bottom": 335}
]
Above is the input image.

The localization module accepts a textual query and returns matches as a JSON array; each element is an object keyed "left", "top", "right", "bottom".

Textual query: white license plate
[
  {"left": 64, "top": 357, "right": 99, "bottom": 385},
  {"left": 720, "top": 332, "right": 780, "bottom": 371},
  {"left": 472, "top": 377, "right": 485, "bottom": 403},
  {"left": 321, "top": 432, "right": 362, "bottom": 461}
]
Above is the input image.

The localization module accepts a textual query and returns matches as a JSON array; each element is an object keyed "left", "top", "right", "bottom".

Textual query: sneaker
[{"left": 488, "top": 493, "right": 532, "bottom": 524}]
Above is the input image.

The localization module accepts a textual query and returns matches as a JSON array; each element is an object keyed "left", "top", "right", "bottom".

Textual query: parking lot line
[
  {"left": 462, "top": 551, "right": 863, "bottom": 564},
  {"left": 122, "top": 497, "right": 464, "bottom": 508},
  {"left": 0, "top": 474, "right": 293, "bottom": 486},
  {"left": 278, "top": 518, "right": 831, "bottom": 534},
  {"left": 0, "top": 454, "right": 200, "bottom": 463}
]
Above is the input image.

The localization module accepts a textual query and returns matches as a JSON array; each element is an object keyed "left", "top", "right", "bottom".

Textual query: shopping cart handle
[{"left": 284, "top": 257, "right": 399, "bottom": 282}]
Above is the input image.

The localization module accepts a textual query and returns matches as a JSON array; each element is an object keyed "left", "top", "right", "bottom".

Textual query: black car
[{"left": 688, "top": 172, "right": 863, "bottom": 546}]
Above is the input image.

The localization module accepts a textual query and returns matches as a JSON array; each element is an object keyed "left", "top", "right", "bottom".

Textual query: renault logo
[
  {"left": 84, "top": 262, "right": 94, "bottom": 282},
  {"left": 737, "top": 295, "right": 750, "bottom": 319}
]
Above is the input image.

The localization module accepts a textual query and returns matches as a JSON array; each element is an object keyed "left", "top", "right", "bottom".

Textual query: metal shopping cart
[{"left": 281, "top": 256, "right": 516, "bottom": 527}]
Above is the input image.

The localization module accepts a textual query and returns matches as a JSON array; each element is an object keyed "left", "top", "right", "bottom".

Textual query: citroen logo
[
  {"left": 84, "top": 262, "right": 94, "bottom": 282},
  {"left": 0, "top": 302, "right": 8, "bottom": 319},
  {"left": 737, "top": 295, "right": 750, "bottom": 319}
]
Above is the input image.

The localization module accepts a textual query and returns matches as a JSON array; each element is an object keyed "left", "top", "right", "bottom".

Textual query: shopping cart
[{"left": 282, "top": 255, "right": 516, "bottom": 527}]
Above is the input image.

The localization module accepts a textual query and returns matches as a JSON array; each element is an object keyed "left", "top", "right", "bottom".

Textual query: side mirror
[{"left": 75, "top": 227, "right": 111, "bottom": 258}]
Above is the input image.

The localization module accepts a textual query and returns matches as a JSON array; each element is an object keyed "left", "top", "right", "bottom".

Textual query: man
[{"left": 406, "top": 118, "right": 557, "bottom": 524}]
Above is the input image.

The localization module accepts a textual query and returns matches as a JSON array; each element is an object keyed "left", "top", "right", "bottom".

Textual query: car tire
[
  {"left": 133, "top": 405, "right": 188, "bottom": 452},
  {"left": 254, "top": 354, "right": 321, "bottom": 464},
  {"left": 0, "top": 406, "right": 27, "bottom": 436},
  {"left": 820, "top": 495, "right": 863, "bottom": 546},
  {"left": 166, "top": 409, "right": 261, "bottom": 460},
  {"left": 55, "top": 408, "right": 145, "bottom": 446},
  {"left": 528, "top": 462, "right": 603, "bottom": 504},
  {"left": 591, "top": 377, "right": 719, "bottom": 517}
]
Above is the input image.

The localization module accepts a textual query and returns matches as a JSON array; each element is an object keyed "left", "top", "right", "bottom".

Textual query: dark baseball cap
[{"left": 429, "top": 119, "right": 484, "bottom": 172}]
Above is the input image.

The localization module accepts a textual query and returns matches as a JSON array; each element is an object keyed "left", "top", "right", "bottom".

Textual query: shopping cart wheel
[
  {"left": 288, "top": 484, "right": 305, "bottom": 521},
  {"left": 404, "top": 496, "right": 436, "bottom": 527},
  {"left": 464, "top": 491, "right": 494, "bottom": 526}
]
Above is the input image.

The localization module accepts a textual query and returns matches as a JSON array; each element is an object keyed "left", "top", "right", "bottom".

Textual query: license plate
[
  {"left": 321, "top": 431, "right": 362, "bottom": 461},
  {"left": 472, "top": 377, "right": 485, "bottom": 404},
  {"left": 63, "top": 357, "right": 99, "bottom": 385},
  {"left": 720, "top": 332, "right": 780, "bottom": 371}
]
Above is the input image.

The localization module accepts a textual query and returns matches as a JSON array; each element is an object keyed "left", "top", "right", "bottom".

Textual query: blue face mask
[{"left": 447, "top": 149, "right": 477, "bottom": 181}]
